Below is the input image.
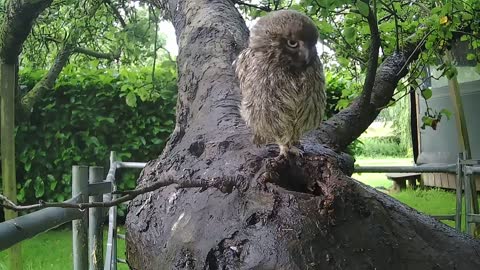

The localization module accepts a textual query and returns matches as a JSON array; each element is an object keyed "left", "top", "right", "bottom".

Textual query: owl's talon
[
  {"left": 289, "top": 146, "right": 304, "bottom": 157},
  {"left": 278, "top": 144, "right": 304, "bottom": 158}
]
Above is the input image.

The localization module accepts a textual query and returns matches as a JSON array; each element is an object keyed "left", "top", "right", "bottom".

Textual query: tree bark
[
  {"left": 126, "top": 1, "right": 480, "bottom": 269},
  {"left": 0, "top": 0, "right": 53, "bottom": 65}
]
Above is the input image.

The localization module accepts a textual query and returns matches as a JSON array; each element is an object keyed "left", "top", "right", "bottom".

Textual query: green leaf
[
  {"left": 440, "top": 109, "right": 452, "bottom": 120},
  {"left": 344, "top": 27, "right": 356, "bottom": 43},
  {"left": 24, "top": 161, "right": 31, "bottom": 172},
  {"left": 466, "top": 54, "right": 476, "bottom": 61},
  {"left": 17, "top": 188, "right": 26, "bottom": 203},
  {"left": 126, "top": 92, "right": 137, "bottom": 107},
  {"left": 356, "top": 1, "right": 370, "bottom": 17},
  {"left": 445, "top": 66, "right": 458, "bottom": 79},
  {"left": 462, "top": 13, "right": 473, "bottom": 20},
  {"left": 421, "top": 88, "right": 432, "bottom": 100},
  {"left": 34, "top": 177, "right": 45, "bottom": 198},
  {"left": 55, "top": 194, "right": 65, "bottom": 202}
]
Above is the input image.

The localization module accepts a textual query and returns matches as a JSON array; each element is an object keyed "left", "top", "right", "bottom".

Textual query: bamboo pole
[
  {"left": 1, "top": 63, "right": 22, "bottom": 270},
  {"left": 445, "top": 51, "right": 479, "bottom": 235}
]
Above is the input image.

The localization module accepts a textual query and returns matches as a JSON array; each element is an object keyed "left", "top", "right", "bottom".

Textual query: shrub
[
  {"left": 13, "top": 62, "right": 177, "bottom": 205},
  {"left": 356, "top": 136, "right": 409, "bottom": 158}
]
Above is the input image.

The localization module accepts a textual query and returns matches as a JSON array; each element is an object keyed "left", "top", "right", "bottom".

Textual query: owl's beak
[
  {"left": 299, "top": 44, "right": 311, "bottom": 65},
  {"left": 303, "top": 49, "right": 310, "bottom": 64}
]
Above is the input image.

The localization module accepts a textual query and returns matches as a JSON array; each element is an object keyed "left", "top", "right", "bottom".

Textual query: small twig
[
  {"left": 0, "top": 176, "right": 209, "bottom": 212},
  {"left": 396, "top": 29, "right": 434, "bottom": 77},
  {"left": 233, "top": 0, "right": 272, "bottom": 12}
]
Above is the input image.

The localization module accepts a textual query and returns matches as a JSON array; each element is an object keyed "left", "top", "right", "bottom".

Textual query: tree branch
[
  {"left": 360, "top": 1, "right": 381, "bottom": 101},
  {"left": 20, "top": 44, "right": 121, "bottom": 114},
  {"left": 313, "top": 44, "right": 421, "bottom": 150},
  {"left": 103, "top": 0, "right": 127, "bottom": 28},
  {"left": 73, "top": 46, "right": 121, "bottom": 60},
  {"left": 0, "top": 173, "right": 233, "bottom": 211},
  {"left": 20, "top": 42, "right": 74, "bottom": 113},
  {"left": 233, "top": 0, "right": 272, "bottom": 12},
  {"left": 0, "top": 0, "right": 53, "bottom": 64}
]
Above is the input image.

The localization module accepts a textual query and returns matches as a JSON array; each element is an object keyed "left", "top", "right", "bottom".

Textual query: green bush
[
  {"left": 324, "top": 70, "right": 363, "bottom": 156},
  {"left": 13, "top": 61, "right": 177, "bottom": 204},
  {"left": 356, "top": 137, "right": 408, "bottom": 158},
  {"left": 8, "top": 66, "right": 366, "bottom": 205}
]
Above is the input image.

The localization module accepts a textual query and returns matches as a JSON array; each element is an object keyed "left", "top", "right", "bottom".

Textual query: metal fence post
[
  {"left": 455, "top": 153, "right": 463, "bottom": 231},
  {"left": 73, "top": 165, "right": 89, "bottom": 270},
  {"left": 89, "top": 166, "right": 104, "bottom": 270},
  {"left": 464, "top": 165, "right": 473, "bottom": 235}
]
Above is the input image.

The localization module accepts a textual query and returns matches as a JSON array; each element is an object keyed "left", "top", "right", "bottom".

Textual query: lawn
[
  {"left": 0, "top": 228, "right": 129, "bottom": 270},
  {"left": 0, "top": 157, "right": 468, "bottom": 269}
]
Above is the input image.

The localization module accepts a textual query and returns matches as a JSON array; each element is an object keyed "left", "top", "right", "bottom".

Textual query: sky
[
  {"left": 158, "top": 17, "right": 329, "bottom": 58},
  {"left": 159, "top": 20, "right": 178, "bottom": 56}
]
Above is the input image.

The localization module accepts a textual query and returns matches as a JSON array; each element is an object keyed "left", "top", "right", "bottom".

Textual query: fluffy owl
[{"left": 235, "top": 10, "right": 326, "bottom": 157}]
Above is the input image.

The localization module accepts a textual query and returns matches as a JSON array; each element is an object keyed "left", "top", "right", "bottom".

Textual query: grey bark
[
  {"left": 0, "top": 0, "right": 53, "bottom": 64},
  {"left": 125, "top": 1, "right": 480, "bottom": 269}
]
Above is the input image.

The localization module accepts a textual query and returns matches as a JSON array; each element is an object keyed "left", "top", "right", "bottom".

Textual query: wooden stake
[
  {"left": 445, "top": 51, "right": 479, "bottom": 235},
  {"left": 1, "top": 63, "right": 22, "bottom": 269}
]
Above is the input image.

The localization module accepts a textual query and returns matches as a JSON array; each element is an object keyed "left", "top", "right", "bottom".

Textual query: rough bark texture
[
  {"left": 126, "top": 0, "right": 480, "bottom": 269},
  {"left": 0, "top": 0, "right": 53, "bottom": 64}
]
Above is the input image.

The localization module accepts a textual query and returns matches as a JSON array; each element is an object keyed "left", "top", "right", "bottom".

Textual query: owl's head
[{"left": 249, "top": 10, "right": 319, "bottom": 69}]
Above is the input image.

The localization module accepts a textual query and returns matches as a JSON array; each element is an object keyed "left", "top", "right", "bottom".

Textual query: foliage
[
  {"left": 324, "top": 69, "right": 363, "bottom": 156},
  {"left": 239, "top": 0, "right": 480, "bottom": 130},
  {"left": 21, "top": 0, "right": 167, "bottom": 69},
  {"left": 13, "top": 61, "right": 177, "bottom": 205},
  {"left": 379, "top": 96, "right": 413, "bottom": 156},
  {"left": 356, "top": 137, "right": 410, "bottom": 158}
]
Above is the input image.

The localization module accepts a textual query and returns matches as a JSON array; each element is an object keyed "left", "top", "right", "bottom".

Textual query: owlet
[{"left": 235, "top": 10, "right": 326, "bottom": 157}]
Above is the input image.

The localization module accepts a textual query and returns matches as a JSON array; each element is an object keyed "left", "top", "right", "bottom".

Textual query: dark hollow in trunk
[{"left": 125, "top": 0, "right": 480, "bottom": 269}]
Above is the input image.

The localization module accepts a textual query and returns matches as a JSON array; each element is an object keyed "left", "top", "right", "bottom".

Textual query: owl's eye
[{"left": 286, "top": 40, "right": 299, "bottom": 48}]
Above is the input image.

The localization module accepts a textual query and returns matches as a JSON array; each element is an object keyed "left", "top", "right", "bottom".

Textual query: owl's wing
[{"left": 233, "top": 49, "right": 253, "bottom": 94}]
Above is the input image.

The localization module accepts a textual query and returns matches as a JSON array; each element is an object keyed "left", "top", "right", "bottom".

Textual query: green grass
[
  {"left": 0, "top": 227, "right": 128, "bottom": 270},
  {"left": 391, "top": 188, "right": 458, "bottom": 228}
]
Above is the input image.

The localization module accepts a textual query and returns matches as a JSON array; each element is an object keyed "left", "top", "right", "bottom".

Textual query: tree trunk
[{"left": 126, "top": 1, "right": 480, "bottom": 269}]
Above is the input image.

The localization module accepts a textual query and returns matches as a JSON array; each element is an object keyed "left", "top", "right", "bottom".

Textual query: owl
[{"left": 235, "top": 10, "right": 326, "bottom": 157}]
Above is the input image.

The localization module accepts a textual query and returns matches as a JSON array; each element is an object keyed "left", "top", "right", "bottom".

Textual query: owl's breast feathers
[{"left": 235, "top": 48, "right": 326, "bottom": 145}]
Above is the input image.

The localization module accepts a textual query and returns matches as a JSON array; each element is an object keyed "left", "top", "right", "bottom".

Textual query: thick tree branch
[
  {"left": 103, "top": 0, "right": 127, "bottom": 28},
  {"left": 20, "top": 42, "right": 74, "bottom": 113},
  {"left": 73, "top": 47, "right": 121, "bottom": 60},
  {"left": 361, "top": 2, "right": 381, "bottom": 101},
  {"left": 0, "top": 0, "right": 53, "bottom": 64},
  {"left": 313, "top": 45, "right": 420, "bottom": 150},
  {"left": 20, "top": 43, "right": 120, "bottom": 114}
]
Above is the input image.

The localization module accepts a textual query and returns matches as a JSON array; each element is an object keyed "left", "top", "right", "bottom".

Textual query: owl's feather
[{"left": 235, "top": 10, "right": 326, "bottom": 156}]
